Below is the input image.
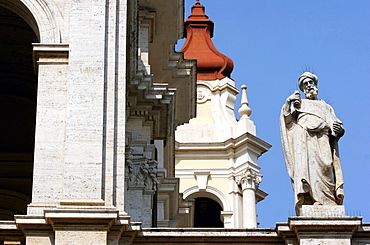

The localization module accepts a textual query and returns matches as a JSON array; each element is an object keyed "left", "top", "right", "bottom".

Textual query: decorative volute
[{"left": 180, "top": 1, "right": 234, "bottom": 80}]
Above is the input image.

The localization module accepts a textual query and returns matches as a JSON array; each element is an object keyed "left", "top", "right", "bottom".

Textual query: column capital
[
  {"left": 235, "top": 168, "right": 262, "bottom": 190},
  {"left": 125, "top": 150, "right": 158, "bottom": 192}
]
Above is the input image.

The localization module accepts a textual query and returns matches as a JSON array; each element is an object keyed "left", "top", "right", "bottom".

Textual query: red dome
[{"left": 180, "top": 2, "right": 234, "bottom": 80}]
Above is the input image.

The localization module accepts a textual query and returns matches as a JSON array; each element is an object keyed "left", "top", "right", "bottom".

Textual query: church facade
[{"left": 0, "top": 0, "right": 368, "bottom": 244}]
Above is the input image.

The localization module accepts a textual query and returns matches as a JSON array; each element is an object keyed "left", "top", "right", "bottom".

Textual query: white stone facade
[
  {"left": 0, "top": 0, "right": 196, "bottom": 243},
  {"left": 0, "top": 0, "right": 368, "bottom": 244}
]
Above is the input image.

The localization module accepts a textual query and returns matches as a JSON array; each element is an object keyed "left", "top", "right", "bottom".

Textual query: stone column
[{"left": 237, "top": 168, "right": 261, "bottom": 229}]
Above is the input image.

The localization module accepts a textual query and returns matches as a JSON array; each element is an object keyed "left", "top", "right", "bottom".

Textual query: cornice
[{"left": 175, "top": 132, "right": 271, "bottom": 157}]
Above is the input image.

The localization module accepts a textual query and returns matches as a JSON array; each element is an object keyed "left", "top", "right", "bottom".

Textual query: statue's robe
[{"left": 280, "top": 99, "right": 344, "bottom": 215}]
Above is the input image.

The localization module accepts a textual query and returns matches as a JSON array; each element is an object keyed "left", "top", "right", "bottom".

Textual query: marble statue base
[
  {"left": 300, "top": 205, "right": 345, "bottom": 217},
  {"left": 277, "top": 205, "right": 363, "bottom": 245}
]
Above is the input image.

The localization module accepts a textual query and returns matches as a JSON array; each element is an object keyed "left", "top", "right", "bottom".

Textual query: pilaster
[
  {"left": 62, "top": 0, "right": 128, "bottom": 208},
  {"left": 124, "top": 151, "right": 158, "bottom": 227},
  {"left": 64, "top": 0, "right": 107, "bottom": 200},
  {"left": 228, "top": 175, "right": 242, "bottom": 228},
  {"left": 30, "top": 44, "right": 69, "bottom": 212}
]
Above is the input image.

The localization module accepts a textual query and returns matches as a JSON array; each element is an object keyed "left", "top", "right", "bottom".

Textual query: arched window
[
  {"left": 0, "top": 5, "right": 38, "bottom": 219},
  {"left": 194, "top": 197, "right": 223, "bottom": 228}
]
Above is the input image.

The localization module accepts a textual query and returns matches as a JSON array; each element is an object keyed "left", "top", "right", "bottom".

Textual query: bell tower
[{"left": 175, "top": 1, "right": 271, "bottom": 228}]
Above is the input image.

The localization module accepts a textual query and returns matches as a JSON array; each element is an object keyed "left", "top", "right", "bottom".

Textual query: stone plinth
[
  {"left": 300, "top": 205, "right": 345, "bottom": 217},
  {"left": 277, "top": 208, "right": 363, "bottom": 245}
]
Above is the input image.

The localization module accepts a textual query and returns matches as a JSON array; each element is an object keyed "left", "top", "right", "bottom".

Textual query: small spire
[
  {"left": 196, "top": 0, "right": 201, "bottom": 4},
  {"left": 238, "top": 85, "right": 252, "bottom": 118}
]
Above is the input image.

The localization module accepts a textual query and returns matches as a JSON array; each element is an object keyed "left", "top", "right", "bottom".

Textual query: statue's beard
[{"left": 304, "top": 87, "right": 318, "bottom": 99}]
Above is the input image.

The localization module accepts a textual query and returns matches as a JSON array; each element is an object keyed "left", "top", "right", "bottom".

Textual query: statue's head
[{"left": 298, "top": 72, "right": 318, "bottom": 99}]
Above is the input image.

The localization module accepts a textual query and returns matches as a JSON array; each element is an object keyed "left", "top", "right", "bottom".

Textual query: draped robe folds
[{"left": 280, "top": 99, "right": 344, "bottom": 215}]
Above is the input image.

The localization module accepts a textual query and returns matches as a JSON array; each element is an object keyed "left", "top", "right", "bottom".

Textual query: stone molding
[
  {"left": 175, "top": 132, "right": 271, "bottom": 158},
  {"left": 33, "top": 44, "right": 69, "bottom": 69},
  {"left": 197, "top": 79, "right": 239, "bottom": 95},
  {"left": 134, "top": 227, "right": 282, "bottom": 244},
  {"left": 8, "top": 216, "right": 369, "bottom": 244},
  {"left": 182, "top": 185, "right": 230, "bottom": 211},
  {"left": 167, "top": 48, "right": 196, "bottom": 78}
]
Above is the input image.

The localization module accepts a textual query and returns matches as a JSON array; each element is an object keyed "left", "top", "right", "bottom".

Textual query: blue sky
[{"left": 177, "top": 0, "right": 370, "bottom": 228}]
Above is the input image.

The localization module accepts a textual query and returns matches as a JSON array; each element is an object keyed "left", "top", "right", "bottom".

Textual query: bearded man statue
[{"left": 280, "top": 72, "right": 345, "bottom": 215}]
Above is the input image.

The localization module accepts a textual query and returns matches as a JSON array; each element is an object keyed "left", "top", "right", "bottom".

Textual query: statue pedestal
[
  {"left": 277, "top": 206, "right": 362, "bottom": 245},
  {"left": 300, "top": 205, "right": 345, "bottom": 217}
]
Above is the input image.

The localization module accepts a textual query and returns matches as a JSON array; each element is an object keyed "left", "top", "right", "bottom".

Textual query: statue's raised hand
[
  {"left": 333, "top": 121, "right": 345, "bottom": 137},
  {"left": 286, "top": 91, "right": 301, "bottom": 104}
]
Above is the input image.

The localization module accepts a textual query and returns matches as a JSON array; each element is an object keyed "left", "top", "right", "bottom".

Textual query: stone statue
[{"left": 280, "top": 72, "right": 345, "bottom": 215}]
